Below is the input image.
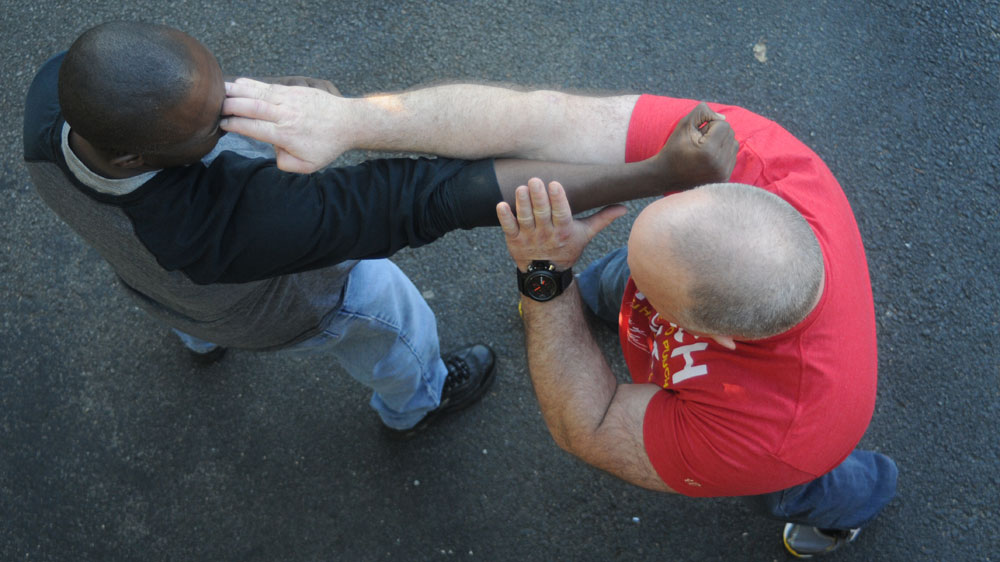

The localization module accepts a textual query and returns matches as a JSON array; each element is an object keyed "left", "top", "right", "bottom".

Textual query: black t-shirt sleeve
[
  {"left": 23, "top": 52, "right": 65, "bottom": 163},
  {"left": 125, "top": 152, "right": 501, "bottom": 284}
]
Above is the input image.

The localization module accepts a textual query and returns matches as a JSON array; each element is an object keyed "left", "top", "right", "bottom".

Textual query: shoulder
[{"left": 23, "top": 52, "right": 67, "bottom": 162}]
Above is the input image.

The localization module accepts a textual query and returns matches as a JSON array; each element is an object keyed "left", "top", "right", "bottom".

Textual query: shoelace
[{"left": 442, "top": 357, "right": 472, "bottom": 395}]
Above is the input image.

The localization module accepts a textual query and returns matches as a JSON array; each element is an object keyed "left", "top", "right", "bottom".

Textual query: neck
[{"left": 68, "top": 130, "right": 146, "bottom": 179}]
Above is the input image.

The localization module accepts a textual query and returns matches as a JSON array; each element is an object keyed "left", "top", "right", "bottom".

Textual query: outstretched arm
[
  {"left": 221, "top": 78, "right": 738, "bottom": 214},
  {"left": 491, "top": 102, "right": 737, "bottom": 215},
  {"left": 496, "top": 178, "right": 674, "bottom": 492},
  {"left": 221, "top": 79, "right": 641, "bottom": 170}
]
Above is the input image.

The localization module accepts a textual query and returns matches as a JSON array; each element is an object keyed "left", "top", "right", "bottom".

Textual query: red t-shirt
[{"left": 621, "top": 95, "right": 877, "bottom": 497}]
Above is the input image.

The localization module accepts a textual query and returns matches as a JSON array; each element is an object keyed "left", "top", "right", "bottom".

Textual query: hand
[
  {"left": 221, "top": 78, "right": 350, "bottom": 173},
  {"left": 497, "top": 178, "right": 627, "bottom": 271},
  {"left": 652, "top": 102, "right": 738, "bottom": 190}
]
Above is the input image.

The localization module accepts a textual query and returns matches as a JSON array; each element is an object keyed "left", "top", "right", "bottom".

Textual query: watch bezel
[
  {"left": 523, "top": 268, "right": 561, "bottom": 302},
  {"left": 517, "top": 260, "right": 573, "bottom": 302}
]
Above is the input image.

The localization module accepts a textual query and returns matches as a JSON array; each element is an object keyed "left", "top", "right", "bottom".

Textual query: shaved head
[
  {"left": 58, "top": 21, "right": 225, "bottom": 163},
  {"left": 628, "top": 183, "right": 824, "bottom": 339}
]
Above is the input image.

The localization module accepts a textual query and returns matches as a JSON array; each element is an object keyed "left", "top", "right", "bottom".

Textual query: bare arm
[
  {"left": 344, "top": 85, "right": 638, "bottom": 164},
  {"left": 221, "top": 79, "right": 640, "bottom": 171},
  {"left": 522, "top": 283, "right": 674, "bottom": 492},
  {"left": 492, "top": 102, "right": 736, "bottom": 214},
  {"left": 221, "top": 79, "right": 737, "bottom": 214},
  {"left": 496, "top": 179, "right": 675, "bottom": 492}
]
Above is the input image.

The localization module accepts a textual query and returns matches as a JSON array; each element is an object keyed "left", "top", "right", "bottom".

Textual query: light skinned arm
[
  {"left": 491, "top": 101, "right": 736, "bottom": 213},
  {"left": 221, "top": 79, "right": 642, "bottom": 171},
  {"left": 496, "top": 178, "right": 675, "bottom": 492},
  {"left": 220, "top": 81, "right": 738, "bottom": 216}
]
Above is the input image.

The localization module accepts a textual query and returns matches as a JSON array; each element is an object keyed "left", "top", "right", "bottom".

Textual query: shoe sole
[
  {"left": 782, "top": 523, "right": 859, "bottom": 559},
  {"left": 783, "top": 523, "right": 813, "bottom": 559}
]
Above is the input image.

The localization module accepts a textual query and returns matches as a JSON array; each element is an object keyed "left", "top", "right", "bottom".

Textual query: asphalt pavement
[{"left": 1, "top": 1, "right": 997, "bottom": 561}]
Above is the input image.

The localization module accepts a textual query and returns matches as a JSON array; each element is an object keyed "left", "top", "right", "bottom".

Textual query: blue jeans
[
  {"left": 175, "top": 259, "right": 448, "bottom": 430},
  {"left": 578, "top": 247, "right": 898, "bottom": 530}
]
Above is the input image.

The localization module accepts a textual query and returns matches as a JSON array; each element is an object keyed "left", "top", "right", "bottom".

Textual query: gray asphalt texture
[{"left": 2, "top": 1, "right": 998, "bottom": 561}]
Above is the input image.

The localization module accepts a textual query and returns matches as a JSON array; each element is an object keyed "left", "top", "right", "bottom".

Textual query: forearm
[
  {"left": 493, "top": 158, "right": 660, "bottom": 217},
  {"left": 520, "top": 284, "right": 619, "bottom": 451},
  {"left": 342, "top": 85, "right": 637, "bottom": 163}
]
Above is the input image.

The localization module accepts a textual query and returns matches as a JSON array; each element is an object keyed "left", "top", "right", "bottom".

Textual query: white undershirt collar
[{"left": 61, "top": 122, "right": 158, "bottom": 196}]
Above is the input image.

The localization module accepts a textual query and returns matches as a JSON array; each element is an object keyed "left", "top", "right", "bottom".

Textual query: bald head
[
  {"left": 628, "top": 183, "right": 824, "bottom": 340},
  {"left": 58, "top": 21, "right": 224, "bottom": 161}
]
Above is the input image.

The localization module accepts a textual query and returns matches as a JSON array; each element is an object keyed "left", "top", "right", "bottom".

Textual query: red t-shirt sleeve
[
  {"left": 625, "top": 94, "right": 777, "bottom": 188},
  {"left": 625, "top": 95, "right": 700, "bottom": 162}
]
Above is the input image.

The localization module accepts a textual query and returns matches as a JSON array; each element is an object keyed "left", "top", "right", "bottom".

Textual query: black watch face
[{"left": 525, "top": 271, "right": 560, "bottom": 301}]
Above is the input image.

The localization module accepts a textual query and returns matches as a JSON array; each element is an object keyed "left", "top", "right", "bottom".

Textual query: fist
[{"left": 655, "top": 102, "right": 738, "bottom": 190}]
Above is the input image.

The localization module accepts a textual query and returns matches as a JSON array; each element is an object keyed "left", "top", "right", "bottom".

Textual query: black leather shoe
[
  {"left": 384, "top": 343, "right": 497, "bottom": 440},
  {"left": 188, "top": 345, "right": 227, "bottom": 365}
]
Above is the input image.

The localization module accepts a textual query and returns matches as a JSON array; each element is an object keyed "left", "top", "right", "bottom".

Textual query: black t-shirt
[{"left": 24, "top": 52, "right": 503, "bottom": 285}]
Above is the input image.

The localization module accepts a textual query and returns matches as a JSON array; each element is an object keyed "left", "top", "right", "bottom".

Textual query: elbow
[
  {"left": 548, "top": 424, "right": 594, "bottom": 461},
  {"left": 550, "top": 431, "right": 574, "bottom": 455}
]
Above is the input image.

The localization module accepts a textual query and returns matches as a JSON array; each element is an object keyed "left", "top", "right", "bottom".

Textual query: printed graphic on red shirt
[{"left": 625, "top": 289, "right": 708, "bottom": 389}]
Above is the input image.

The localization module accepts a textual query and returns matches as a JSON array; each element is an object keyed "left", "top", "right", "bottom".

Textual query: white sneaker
[{"left": 782, "top": 523, "right": 860, "bottom": 558}]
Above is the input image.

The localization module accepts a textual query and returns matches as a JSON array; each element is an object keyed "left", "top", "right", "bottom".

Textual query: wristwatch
[{"left": 517, "top": 260, "right": 574, "bottom": 302}]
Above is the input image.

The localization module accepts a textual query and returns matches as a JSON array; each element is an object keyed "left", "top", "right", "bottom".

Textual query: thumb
[
  {"left": 275, "top": 148, "right": 319, "bottom": 174},
  {"left": 580, "top": 204, "right": 628, "bottom": 238},
  {"left": 691, "top": 101, "right": 725, "bottom": 122},
  {"left": 687, "top": 102, "right": 725, "bottom": 134}
]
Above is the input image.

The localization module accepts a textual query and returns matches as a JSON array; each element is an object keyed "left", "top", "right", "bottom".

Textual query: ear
[
  {"left": 710, "top": 334, "right": 737, "bottom": 351},
  {"left": 109, "top": 153, "right": 146, "bottom": 169}
]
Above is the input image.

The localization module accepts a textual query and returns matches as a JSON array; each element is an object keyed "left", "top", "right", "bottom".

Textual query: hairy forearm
[
  {"left": 341, "top": 85, "right": 636, "bottom": 163},
  {"left": 520, "top": 284, "right": 618, "bottom": 451},
  {"left": 343, "top": 85, "right": 543, "bottom": 158}
]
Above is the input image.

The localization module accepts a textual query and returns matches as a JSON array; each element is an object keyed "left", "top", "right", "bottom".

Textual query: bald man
[
  {"left": 496, "top": 99, "right": 898, "bottom": 558},
  {"left": 222, "top": 85, "right": 896, "bottom": 556},
  {"left": 23, "top": 22, "right": 733, "bottom": 439}
]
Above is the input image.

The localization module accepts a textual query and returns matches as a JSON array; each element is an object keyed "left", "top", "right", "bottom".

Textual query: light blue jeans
[
  {"left": 578, "top": 247, "right": 898, "bottom": 530},
  {"left": 175, "top": 259, "right": 448, "bottom": 430}
]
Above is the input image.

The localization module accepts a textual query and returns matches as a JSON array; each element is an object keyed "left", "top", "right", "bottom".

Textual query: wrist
[
  {"left": 630, "top": 156, "right": 669, "bottom": 196},
  {"left": 520, "top": 281, "right": 580, "bottom": 320},
  {"left": 349, "top": 93, "right": 419, "bottom": 152},
  {"left": 334, "top": 96, "right": 366, "bottom": 152}
]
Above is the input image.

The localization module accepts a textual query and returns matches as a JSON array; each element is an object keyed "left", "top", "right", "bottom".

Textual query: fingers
[
  {"left": 221, "top": 81, "right": 288, "bottom": 144},
  {"left": 507, "top": 178, "right": 565, "bottom": 233},
  {"left": 219, "top": 114, "right": 277, "bottom": 142},
  {"left": 528, "top": 178, "right": 551, "bottom": 223},
  {"left": 222, "top": 95, "right": 282, "bottom": 124},
  {"left": 702, "top": 118, "right": 739, "bottom": 177},
  {"left": 686, "top": 101, "right": 737, "bottom": 179},
  {"left": 515, "top": 184, "right": 535, "bottom": 229},
  {"left": 497, "top": 202, "right": 519, "bottom": 237},
  {"left": 224, "top": 77, "right": 273, "bottom": 101},
  {"left": 690, "top": 101, "right": 725, "bottom": 126},
  {"left": 705, "top": 119, "right": 736, "bottom": 147},
  {"left": 547, "top": 181, "right": 573, "bottom": 227},
  {"left": 684, "top": 101, "right": 728, "bottom": 139},
  {"left": 499, "top": 178, "right": 601, "bottom": 271},
  {"left": 223, "top": 78, "right": 291, "bottom": 121}
]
